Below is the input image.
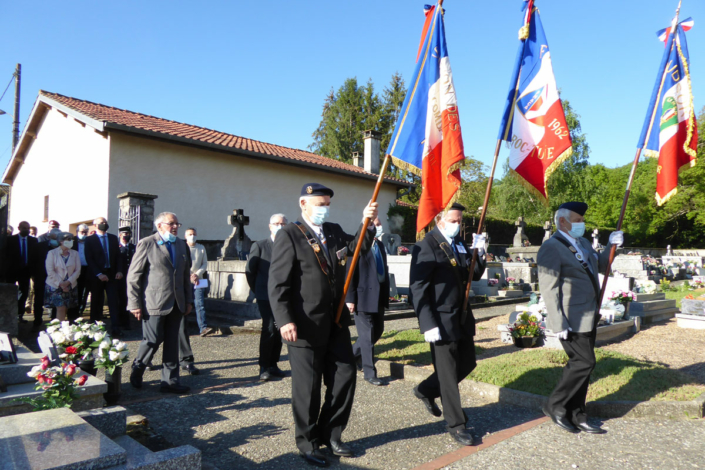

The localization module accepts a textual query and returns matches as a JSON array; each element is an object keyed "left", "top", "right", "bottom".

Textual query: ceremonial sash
[
  {"left": 552, "top": 235, "right": 603, "bottom": 323},
  {"left": 431, "top": 232, "right": 466, "bottom": 296},
  {"left": 293, "top": 222, "right": 335, "bottom": 292}
]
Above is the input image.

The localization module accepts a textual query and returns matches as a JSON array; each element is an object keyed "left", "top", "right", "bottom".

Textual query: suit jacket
[
  {"left": 84, "top": 233, "right": 124, "bottom": 279},
  {"left": 345, "top": 238, "right": 390, "bottom": 313},
  {"left": 5, "top": 234, "right": 39, "bottom": 281},
  {"left": 409, "top": 227, "right": 486, "bottom": 341},
  {"left": 35, "top": 241, "right": 53, "bottom": 281},
  {"left": 538, "top": 232, "right": 613, "bottom": 333},
  {"left": 126, "top": 233, "right": 194, "bottom": 316},
  {"left": 246, "top": 238, "right": 273, "bottom": 301},
  {"left": 45, "top": 248, "right": 82, "bottom": 289},
  {"left": 268, "top": 217, "right": 375, "bottom": 348},
  {"left": 119, "top": 243, "right": 137, "bottom": 273}
]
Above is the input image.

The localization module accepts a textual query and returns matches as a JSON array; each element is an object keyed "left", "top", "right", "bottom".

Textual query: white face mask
[
  {"left": 375, "top": 225, "right": 384, "bottom": 238},
  {"left": 77, "top": 234, "right": 86, "bottom": 240},
  {"left": 440, "top": 221, "right": 460, "bottom": 239},
  {"left": 186, "top": 235, "right": 197, "bottom": 243},
  {"left": 271, "top": 225, "right": 282, "bottom": 237},
  {"left": 63, "top": 240, "right": 74, "bottom": 248}
]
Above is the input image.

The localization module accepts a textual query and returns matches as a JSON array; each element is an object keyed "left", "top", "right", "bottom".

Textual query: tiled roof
[
  {"left": 38, "top": 91, "right": 408, "bottom": 185},
  {"left": 395, "top": 199, "right": 418, "bottom": 208}
]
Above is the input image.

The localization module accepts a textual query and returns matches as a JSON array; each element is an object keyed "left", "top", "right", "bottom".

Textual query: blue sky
[{"left": 0, "top": 0, "right": 703, "bottom": 177}]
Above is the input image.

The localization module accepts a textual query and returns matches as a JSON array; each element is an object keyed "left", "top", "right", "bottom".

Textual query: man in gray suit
[
  {"left": 538, "top": 202, "right": 623, "bottom": 434},
  {"left": 128, "top": 211, "right": 194, "bottom": 394}
]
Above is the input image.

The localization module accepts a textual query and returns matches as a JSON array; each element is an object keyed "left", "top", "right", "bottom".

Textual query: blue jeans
[{"left": 193, "top": 287, "right": 207, "bottom": 331}]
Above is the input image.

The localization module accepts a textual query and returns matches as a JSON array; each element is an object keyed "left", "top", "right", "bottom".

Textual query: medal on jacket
[
  {"left": 312, "top": 243, "right": 321, "bottom": 253},
  {"left": 450, "top": 258, "right": 457, "bottom": 267},
  {"left": 575, "top": 252, "right": 584, "bottom": 262}
]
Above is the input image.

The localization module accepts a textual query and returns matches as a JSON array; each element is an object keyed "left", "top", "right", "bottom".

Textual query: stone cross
[
  {"left": 220, "top": 209, "right": 253, "bottom": 260},
  {"left": 381, "top": 233, "right": 402, "bottom": 255},
  {"left": 542, "top": 220, "right": 552, "bottom": 244},
  {"left": 592, "top": 228, "right": 600, "bottom": 249},
  {"left": 513, "top": 216, "right": 529, "bottom": 247}
]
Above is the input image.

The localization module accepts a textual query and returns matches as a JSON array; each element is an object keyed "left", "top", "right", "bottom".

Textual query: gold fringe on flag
[
  {"left": 390, "top": 156, "right": 422, "bottom": 177},
  {"left": 507, "top": 145, "right": 573, "bottom": 206}
]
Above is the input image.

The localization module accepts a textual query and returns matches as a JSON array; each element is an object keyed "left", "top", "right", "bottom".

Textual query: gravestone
[
  {"left": 592, "top": 228, "right": 600, "bottom": 249},
  {"left": 37, "top": 332, "right": 59, "bottom": 365},
  {"left": 220, "top": 209, "right": 253, "bottom": 260},
  {"left": 381, "top": 233, "right": 402, "bottom": 255},
  {"left": 0, "top": 283, "right": 18, "bottom": 337},
  {"left": 542, "top": 221, "right": 552, "bottom": 244},
  {"left": 513, "top": 216, "right": 529, "bottom": 247}
]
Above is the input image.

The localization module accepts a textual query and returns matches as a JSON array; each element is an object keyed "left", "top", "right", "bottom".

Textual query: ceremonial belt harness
[
  {"left": 431, "top": 232, "right": 472, "bottom": 325},
  {"left": 293, "top": 222, "right": 335, "bottom": 294},
  {"left": 553, "top": 235, "right": 603, "bottom": 321}
]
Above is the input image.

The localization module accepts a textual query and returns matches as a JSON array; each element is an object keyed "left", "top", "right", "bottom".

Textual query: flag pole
[
  {"left": 597, "top": 0, "right": 682, "bottom": 308},
  {"left": 335, "top": 154, "right": 392, "bottom": 326},
  {"left": 462, "top": 139, "right": 502, "bottom": 317}
]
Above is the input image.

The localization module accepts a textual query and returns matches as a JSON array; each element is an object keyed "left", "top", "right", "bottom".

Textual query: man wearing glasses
[
  {"left": 246, "top": 213, "right": 287, "bottom": 381},
  {"left": 128, "top": 212, "right": 194, "bottom": 394},
  {"left": 69, "top": 223, "right": 91, "bottom": 320}
]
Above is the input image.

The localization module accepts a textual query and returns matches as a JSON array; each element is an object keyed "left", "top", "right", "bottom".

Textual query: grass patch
[
  {"left": 664, "top": 287, "right": 705, "bottom": 308},
  {"left": 468, "top": 348, "right": 705, "bottom": 402},
  {"left": 375, "top": 330, "right": 485, "bottom": 365}
]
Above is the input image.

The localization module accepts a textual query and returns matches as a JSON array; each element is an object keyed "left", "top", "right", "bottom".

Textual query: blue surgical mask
[
  {"left": 440, "top": 222, "right": 460, "bottom": 239},
  {"left": 49, "top": 239, "right": 59, "bottom": 247},
  {"left": 160, "top": 231, "right": 177, "bottom": 243},
  {"left": 375, "top": 226, "right": 384, "bottom": 238},
  {"left": 309, "top": 206, "right": 330, "bottom": 226},
  {"left": 271, "top": 225, "right": 282, "bottom": 237},
  {"left": 568, "top": 222, "right": 586, "bottom": 239}
]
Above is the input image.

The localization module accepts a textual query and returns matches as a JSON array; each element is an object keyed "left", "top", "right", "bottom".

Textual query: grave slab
[
  {"left": 675, "top": 314, "right": 705, "bottom": 330},
  {"left": 497, "top": 290, "right": 524, "bottom": 298},
  {"left": 77, "top": 406, "right": 126, "bottom": 439},
  {"left": 681, "top": 298, "right": 705, "bottom": 316},
  {"left": 0, "top": 407, "right": 126, "bottom": 470},
  {"left": 0, "top": 346, "right": 44, "bottom": 385}
]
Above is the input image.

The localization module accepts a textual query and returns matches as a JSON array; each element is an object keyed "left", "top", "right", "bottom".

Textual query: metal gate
[{"left": 118, "top": 205, "right": 141, "bottom": 243}]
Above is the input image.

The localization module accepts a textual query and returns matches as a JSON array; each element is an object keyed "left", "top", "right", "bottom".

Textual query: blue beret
[
  {"left": 449, "top": 203, "right": 466, "bottom": 211},
  {"left": 301, "top": 183, "right": 334, "bottom": 198},
  {"left": 558, "top": 202, "right": 588, "bottom": 216}
]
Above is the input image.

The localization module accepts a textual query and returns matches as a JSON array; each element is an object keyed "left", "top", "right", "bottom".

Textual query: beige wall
[
  {"left": 108, "top": 134, "right": 400, "bottom": 242},
  {"left": 9, "top": 108, "right": 110, "bottom": 233}
]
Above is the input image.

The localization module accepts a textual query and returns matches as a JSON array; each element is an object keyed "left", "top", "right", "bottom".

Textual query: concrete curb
[{"left": 375, "top": 359, "right": 705, "bottom": 420}]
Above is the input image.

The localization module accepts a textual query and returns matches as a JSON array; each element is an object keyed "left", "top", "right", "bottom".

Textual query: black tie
[{"left": 101, "top": 236, "right": 110, "bottom": 269}]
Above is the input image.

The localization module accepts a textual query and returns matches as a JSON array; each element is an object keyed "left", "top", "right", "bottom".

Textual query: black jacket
[
  {"left": 268, "top": 217, "right": 375, "bottom": 348},
  {"left": 5, "top": 234, "right": 39, "bottom": 281},
  {"left": 84, "top": 233, "right": 124, "bottom": 279},
  {"left": 246, "top": 237, "right": 273, "bottom": 301},
  {"left": 409, "top": 227, "right": 486, "bottom": 341},
  {"left": 345, "top": 239, "right": 390, "bottom": 313},
  {"left": 119, "top": 243, "right": 137, "bottom": 273}
]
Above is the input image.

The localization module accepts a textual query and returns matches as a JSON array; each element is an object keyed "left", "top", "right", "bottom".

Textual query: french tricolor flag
[{"left": 387, "top": 3, "right": 465, "bottom": 234}]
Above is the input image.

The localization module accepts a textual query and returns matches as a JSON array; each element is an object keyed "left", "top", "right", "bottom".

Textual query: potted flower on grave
[
  {"left": 397, "top": 246, "right": 410, "bottom": 256},
  {"left": 506, "top": 277, "right": 519, "bottom": 290},
  {"left": 45, "top": 319, "right": 108, "bottom": 376},
  {"left": 487, "top": 278, "right": 499, "bottom": 287},
  {"left": 609, "top": 290, "right": 636, "bottom": 320},
  {"left": 508, "top": 313, "right": 544, "bottom": 348},
  {"left": 93, "top": 337, "right": 129, "bottom": 405},
  {"left": 16, "top": 356, "right": 89, "bottom": 411}
]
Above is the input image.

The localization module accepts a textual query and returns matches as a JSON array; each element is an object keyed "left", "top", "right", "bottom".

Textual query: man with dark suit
[
  {"left": 246, "top": 213, "right": 287, "bottom": 382},
  {"left": 84, "top": 217, "right": 124, "bottom": 336},
  {"left": 409, "top": 203, "right": 486, "bottom": 447},
  {"left": 6, "top": 221, "right": 38, "bottom": 324},
  {"left": 269, "top": 183, "right": 377, "bottom": 467},
  {"left": 117, "top": 226, "right": 136, "bottom": 330},
  {"left": 128, "top": 211, "right": 193, "bottom": 395},
  {"left": 37, "top": 220, "right": 60, "bottom": 243},
  {"left": 69, "top": 224, "right": 91, "bottom": 320},
  {"left": 345, "top": 216, "right": 389, "bottom": 386},
  {"left": 538, "top": 202, "right": 623, "bottom": 434}
]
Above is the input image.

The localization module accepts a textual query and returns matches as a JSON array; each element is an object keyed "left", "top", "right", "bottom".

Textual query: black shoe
[
  {"left": 160, "top": 384, "right": 191, "bottom": 394},
  {"left": 18, "top": 317, "right": 28, "bottom": 324},
  {"left": 268, "top": 366, "right": 285, "bottom": 378},
  {"left": 355, "top": 356, "right": 363, "bottom": 372},
  {"left": 542, "top": 407, "right": 580, "bottom": 434},
  {"left": 259, "top": 369, "right": 272, "bottom": 381},
  {"left": 299, "top": 448, "right": 328, "bottom": 467},
  {"left": 145, "top": 361, "right": 161, "bottom": 372},
  {"left": 449, "top": 428, "right": 477, "bottom": 446},
  {"left": 130, "top": 364, "right": 145, "bottom": 389},
  {"left": 575, "top": 421, "right": 607, "bottom": 434},
  {"left": 365, "top": 377, "right": 384, "bottom": 386},
  {"left": 328, "top": 439, "right": 354, "bottom": 457},
  {"left": 181, "top": 363, "right": 200, "bottom": 375},
  {"left": 413, "top": 386, "right": 442, "bottom": 417}
]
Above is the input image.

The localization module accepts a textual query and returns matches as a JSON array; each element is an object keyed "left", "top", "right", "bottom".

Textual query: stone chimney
[
  {"left": 363, "top": 130, "right": 382, "bottom": 174},
  {"left": 352, "top": 152, "right": 362, "bottom": 168}
]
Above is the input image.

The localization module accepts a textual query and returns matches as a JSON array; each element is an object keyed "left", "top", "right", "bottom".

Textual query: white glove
[
  {"left": 424, "top": 327, "right": 442, "bottom": 343},
  {"left": 609, "top": 231, "right": 624, "bottom": 247},
  {"left": 471, "top": 234, "right": 486, "bottom": 255},
  {"left": 556, "top": 327, "right": 572, "bottom": 340}
]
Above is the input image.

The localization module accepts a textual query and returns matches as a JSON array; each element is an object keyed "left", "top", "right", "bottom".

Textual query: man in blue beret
[
  {"left": 538, "top": 201, "right": 624, "bottom": 434},
  {"left": 269, "top": 182, "right": 378, "bottom": 467}
]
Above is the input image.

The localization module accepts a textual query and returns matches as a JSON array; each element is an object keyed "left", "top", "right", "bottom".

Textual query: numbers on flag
[{"left": 548, "top": 119, "right": 569, "bottom": 140}]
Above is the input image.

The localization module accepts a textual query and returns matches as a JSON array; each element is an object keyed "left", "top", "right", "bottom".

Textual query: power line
[{"left": 0, "top": 74, "right": 14, "bottom": 103}]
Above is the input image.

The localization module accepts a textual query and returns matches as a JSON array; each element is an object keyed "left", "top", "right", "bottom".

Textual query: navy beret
[
  {"left": 301, "top": 183, "right": 334, "bottom": 198},
  {"left": 558, "top": 202, "right": 588, "bottom": 216},
  {"left": 118, "top": 226, "right": 132, "bottom": 233},
  {"left": 449, "top": 202, "right": 466, "bottom": 212}
]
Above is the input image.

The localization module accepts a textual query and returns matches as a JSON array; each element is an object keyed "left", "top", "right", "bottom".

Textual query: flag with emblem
[
  {"left": 497, "top": 0, "right": 572, "bottom": 202},
  {"left": 638, "top": 17, "right": 697, "bottom": 206},
  {"left": 387, "top": 2, "right": 465, "bottom": 234}
]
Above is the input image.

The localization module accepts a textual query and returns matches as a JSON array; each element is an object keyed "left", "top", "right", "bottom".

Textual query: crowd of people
[{"left": 6, "top": 184, "right": 627, "bottom": 467}]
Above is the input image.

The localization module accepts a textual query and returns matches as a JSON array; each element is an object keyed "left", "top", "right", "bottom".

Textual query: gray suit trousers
[{"left": 134, "top": 307, "right": 183, "bottom": 386}]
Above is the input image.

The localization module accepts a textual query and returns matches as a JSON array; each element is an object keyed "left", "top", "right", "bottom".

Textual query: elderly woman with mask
[{"left": 44, "top": 232, "right": 81, "bottom": 322}]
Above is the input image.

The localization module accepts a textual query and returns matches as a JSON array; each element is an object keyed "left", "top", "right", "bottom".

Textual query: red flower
[
  {"left": 76, "top": 375, "right": 88, "bottom": 386},
  {"left": 65, "top": 364, "right": 77, "bottom": 376},
  {"left": 65, "top": 346, "right": 78, "bottom": 354},
  {"left": 40, "top": 356, "right": 50, "bottom": 370},
  {"left": 46, "top": 377, "right": 54, "bottom": 385},
  {"left": 37, "top": 374, "right": 47, "bottom": 383}
]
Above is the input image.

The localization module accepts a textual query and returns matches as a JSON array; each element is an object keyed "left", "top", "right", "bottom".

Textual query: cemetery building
[{"left": 3, "top": 91, "right": 412, "bottom": 242}]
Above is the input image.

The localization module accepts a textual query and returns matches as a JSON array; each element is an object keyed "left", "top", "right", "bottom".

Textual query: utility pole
[{"left": 11, "top": 63, "right": 20, "bottom": 154}]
